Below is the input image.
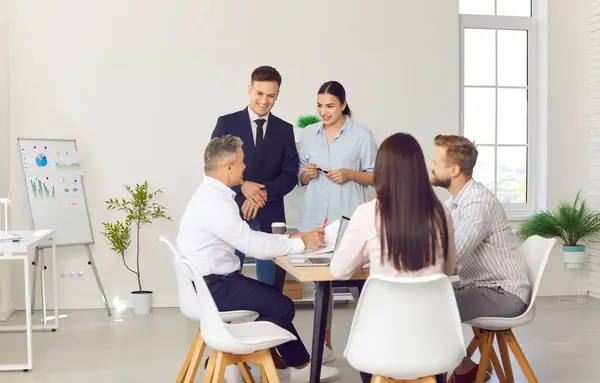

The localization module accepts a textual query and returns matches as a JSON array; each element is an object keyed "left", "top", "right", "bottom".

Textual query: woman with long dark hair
[
  {"left": 297, "top": 80, "right": 378, "bottom": 361},
  {"left": 330, "top": 133, "right": 456, "bottom": 382}
]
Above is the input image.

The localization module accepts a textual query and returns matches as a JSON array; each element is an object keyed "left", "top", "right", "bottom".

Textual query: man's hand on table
[{"left": 292, "top": 228, "right": 325, "bottom": 250}]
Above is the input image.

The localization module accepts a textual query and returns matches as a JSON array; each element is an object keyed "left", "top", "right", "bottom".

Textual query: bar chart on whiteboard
[{"left": 17, "top": 138, "right": 94, "bottom": 246}]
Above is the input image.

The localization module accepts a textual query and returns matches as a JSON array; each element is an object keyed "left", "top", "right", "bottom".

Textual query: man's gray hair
[{"left": 204, "top": 134, "right": 244, "bottom": 171}]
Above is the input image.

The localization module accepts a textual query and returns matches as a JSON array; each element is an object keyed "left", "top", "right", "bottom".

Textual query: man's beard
[{"left": 431, "top": 175, "right": 451, "bottom": 189}]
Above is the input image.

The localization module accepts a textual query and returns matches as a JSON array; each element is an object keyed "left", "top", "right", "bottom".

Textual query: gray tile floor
[{"left": 0, "top": 297, "right": 597, "bottom": 382}]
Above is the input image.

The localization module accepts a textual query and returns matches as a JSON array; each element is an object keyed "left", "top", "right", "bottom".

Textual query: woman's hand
[
  {"left": 303, "top": 163, "right": 319, "bottom": 179},
  {"left": 327, "top": 169, "right": 353, "bottom": 183}
]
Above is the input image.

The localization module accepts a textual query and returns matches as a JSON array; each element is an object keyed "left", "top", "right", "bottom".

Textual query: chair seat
[
  {"left": 219, "top": 310, "right": 258, "bottom": 323},
  {"left": 465, "top": 304, "right": 535, "bottom": 331},
  {"left": 210, "top": 321, "right": 297, "bottom": 355}
]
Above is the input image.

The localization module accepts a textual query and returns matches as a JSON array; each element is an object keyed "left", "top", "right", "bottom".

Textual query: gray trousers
[{"left": 453, "top": 282, "right": 528, "bottom": 322}]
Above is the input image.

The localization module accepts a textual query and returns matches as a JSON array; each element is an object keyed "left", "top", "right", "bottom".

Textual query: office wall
[
  {"left": 7, "top": 0, "right": 459, "bottom": 309},
  {"left": 536, "top": 0, "right": 591, "bottom": 296},
  {"left": 0, "top": 0, "right": 8, "bottom": 199},
  {"left": 588, "top": 0, "right": 600, "bottom": 298},
  {"left": 0, "top": 0, "right": 13, "bottom": 320}
]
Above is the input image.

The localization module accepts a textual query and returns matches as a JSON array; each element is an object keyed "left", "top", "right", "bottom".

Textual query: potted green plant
[
  {"left": 101, "top": 181, "right": 171, "bottom": 314},
  {"left": 294, "top": 114, "right": 321, "bottom": 143},
  {"left": 517, "top": 192, "right": 600, "bottom": 268},
  {"left": 296, "top": 114, "right": 321, "bottom": 129}
]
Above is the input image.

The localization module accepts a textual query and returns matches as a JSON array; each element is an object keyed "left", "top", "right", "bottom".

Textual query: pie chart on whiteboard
[{"left": 36, "top": 153, "right": 48, "bottom": 167}]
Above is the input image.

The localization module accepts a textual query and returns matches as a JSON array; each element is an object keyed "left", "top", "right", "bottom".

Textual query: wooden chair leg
[
  {"left": 259, "top": 364, "right": 268, "bottom": 382},
  {"left": 203, "top": 350, "right": 218, "bottom": 383},
  {"left": 475, "top": 331, "right": 494, "bottom": 383},
  {"left": 256, "top": 349, "right": 280, "bottom": 383},
  {"left": 177, "top": 329, "right": 202, "bottom": 382},
  {"left": 238, "top": 362, "right": 256, "bottom": 383},
  {"left": 466, "top": 331, "right": 483, "bottom": 358},
  {"left": 448, "top": 330, "right": 485, "bottom": 383},
  {"left": 210, "top": 352, "right": 228, "bottom": 383},
  {"left": 502, "top": 330, "right": 538, "bottom": 383},
  {"left": 497, "top": 332, "right": 514, "bottom": 383},
  {"left": 473, "top": 328, "right": 497, "bottom": 374},
  {"left": 183, "top": 332, "right": 206, "bottom": 383},
  {"left": 489, "top": 333, "right": 506, "bottom": 383}
]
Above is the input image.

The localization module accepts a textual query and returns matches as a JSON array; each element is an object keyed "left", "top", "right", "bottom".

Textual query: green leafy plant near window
[
  {"left": 296, "top": 114, "right": 321, "bottom": 129},
  {"left": 101, "top": 181, "right": 171, "bottom": 292},
  {"left": 517, "top": 192, "right": 600, "bottom": 246}
]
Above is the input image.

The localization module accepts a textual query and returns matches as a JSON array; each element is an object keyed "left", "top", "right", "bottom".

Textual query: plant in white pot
[
  {"left": 517, "top": 192, "right": 600, "bottom": 269},
  {"left": 101, "top": 181, "right": 171, "bottom": 314},
  {"left": 294, "top": 114, "right": 320, "bottom": 143}
]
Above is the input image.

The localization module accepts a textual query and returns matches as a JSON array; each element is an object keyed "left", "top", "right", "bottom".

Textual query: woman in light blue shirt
[{"left": 297, "top": 80, "right": 378, "bottom": 361}]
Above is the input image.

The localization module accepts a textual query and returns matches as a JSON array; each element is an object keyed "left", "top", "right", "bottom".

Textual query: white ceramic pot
[
  {"left": 131, "top": 291, "right": 153, "bottom": 315},
  {"left": 563, "top": 245, "right": 587, "bottom": 269},
  {"left": 293, "top": 127, "right": 303, "bottom": 144}
]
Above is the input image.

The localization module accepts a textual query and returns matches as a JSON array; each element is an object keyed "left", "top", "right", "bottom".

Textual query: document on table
[{"left": 292, "top": 219, "right": 341, "bottom": 258}]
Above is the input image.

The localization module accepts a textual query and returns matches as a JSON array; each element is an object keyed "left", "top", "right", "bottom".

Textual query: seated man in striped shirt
[{"left": 430, "top": 134, "right": 530, "bottom": 382}]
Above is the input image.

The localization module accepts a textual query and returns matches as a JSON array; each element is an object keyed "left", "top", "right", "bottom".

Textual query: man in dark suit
[{"left": 211, "top": 65, "right": 298, "bottom": 286}]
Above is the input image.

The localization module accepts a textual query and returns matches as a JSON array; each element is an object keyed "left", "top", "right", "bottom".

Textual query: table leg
[
  {"left": 52, "top": 238, "right": 58, "bottom": 329},
  {"left": 30, "top": 248, "right": 39, "bottom": 314},
  {"left": 310, "top": 281, "right": 331, "bottom": 383},
  {"left": 40, "top": 249, "right": 47, "bottom": 326},
  {"left": 23, "top": 257, "right": 33, "bottom": 371},
  {"left": 273, "top": 264, "right": 287, "bottom": 293}
]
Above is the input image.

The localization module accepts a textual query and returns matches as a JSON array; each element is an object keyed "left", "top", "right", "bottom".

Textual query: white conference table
[{"left": 0, "top": 229, "right": 58, "bottom": 372}]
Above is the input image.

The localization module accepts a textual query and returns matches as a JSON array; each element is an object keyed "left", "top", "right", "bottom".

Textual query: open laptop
[{"left": 293, "top": 216, "right": 350, "bottom": 266}]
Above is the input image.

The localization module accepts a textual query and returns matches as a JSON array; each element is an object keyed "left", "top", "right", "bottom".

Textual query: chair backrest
[
  {"left": 344, "top": 274, "right": 466, "bottom": 380},
  {"left": 159, "top": 235, "right": 238, "bottom": 350},
  {"left": 519, "top": 235, "right": 557, "bottom": 307},
  {"left": 158, "top": 235, "right": 201, "bottom": 320}
]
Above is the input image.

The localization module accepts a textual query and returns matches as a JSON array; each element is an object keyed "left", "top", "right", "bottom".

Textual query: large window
[{"left": 459, "top": 0, "right": 537, "bottom": 218}]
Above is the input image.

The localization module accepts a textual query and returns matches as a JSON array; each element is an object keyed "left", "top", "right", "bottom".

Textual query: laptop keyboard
[{"left": 309, "top": 258, "right": 331, "bottom": 265}]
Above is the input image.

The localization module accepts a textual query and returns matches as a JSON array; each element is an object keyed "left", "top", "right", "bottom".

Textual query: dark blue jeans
[{"left": 236, "top": 219, "right": 278, "bottom": 286}]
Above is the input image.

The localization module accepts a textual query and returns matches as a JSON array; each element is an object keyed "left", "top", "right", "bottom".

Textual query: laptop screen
[{"left": 334, "top": 216, "right": 351, "bottom": 250}]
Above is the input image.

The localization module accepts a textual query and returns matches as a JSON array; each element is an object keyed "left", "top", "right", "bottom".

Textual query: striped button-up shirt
[{"left": 446, "top": 179, "right": 531, "bottom": 303}]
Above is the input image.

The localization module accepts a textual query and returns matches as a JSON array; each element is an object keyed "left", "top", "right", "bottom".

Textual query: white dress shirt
[
  {"left": 176, "top": 176, "right": 305, "bottom": 276},
  {"left": 247, "top": 106, "right": 269, "bottom": 145}
]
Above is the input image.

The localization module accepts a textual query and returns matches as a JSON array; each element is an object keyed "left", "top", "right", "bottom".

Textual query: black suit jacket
[{"left": 211, "top": 108, "right": 299, "bottom": 232}]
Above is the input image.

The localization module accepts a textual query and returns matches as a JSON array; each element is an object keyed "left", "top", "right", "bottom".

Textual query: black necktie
[{"left": 255, "top": 118, "right": 266, "bottom": 155}]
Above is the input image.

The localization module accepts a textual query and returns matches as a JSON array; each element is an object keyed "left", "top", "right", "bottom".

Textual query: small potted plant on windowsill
[
  {"left": 101, "top": 181, "right": 171, "bottom": 314},
  {"left": 294, "top": 114, "right": 321, "bottom": 143},
  {"left": 517, "top": 191, "right": 600, "bottom": 269}
]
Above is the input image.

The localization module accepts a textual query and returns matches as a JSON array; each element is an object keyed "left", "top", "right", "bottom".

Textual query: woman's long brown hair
[{"left": 374, "top": 133, "right": 449, "bottom": 271}]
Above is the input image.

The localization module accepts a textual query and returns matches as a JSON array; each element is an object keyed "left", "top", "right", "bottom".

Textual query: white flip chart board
[{"left": 17, "top": 138, "right": 95, "bottom": 246}]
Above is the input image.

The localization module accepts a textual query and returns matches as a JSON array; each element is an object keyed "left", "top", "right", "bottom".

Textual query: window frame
[{"left": 459, "top": 13, "right": 538, "bottom": 220}]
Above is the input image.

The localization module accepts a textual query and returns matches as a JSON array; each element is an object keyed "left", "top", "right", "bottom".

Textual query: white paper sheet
[{"left": 290, "top": 219, "right": 340, "bottom": 258}]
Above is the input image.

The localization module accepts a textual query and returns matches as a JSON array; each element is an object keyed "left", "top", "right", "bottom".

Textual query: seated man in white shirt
[
  {"left": 176, "top": 134, "right": 337, "bottom": 382},
  {"left": 430, "top": 135, "right": 530, "bottom": 383}
]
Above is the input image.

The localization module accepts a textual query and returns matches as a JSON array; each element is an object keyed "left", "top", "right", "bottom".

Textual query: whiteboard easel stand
[
  {"left": 17, "top": 138, "right": 111, "bottom": 317},
  {"left": 30, "top": 242, "right": 111, "bottom": 317}
]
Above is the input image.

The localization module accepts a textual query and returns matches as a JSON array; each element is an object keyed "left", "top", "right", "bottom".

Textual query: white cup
[{"left": 271, "top": 222, "right": 286, "bottom": 234}]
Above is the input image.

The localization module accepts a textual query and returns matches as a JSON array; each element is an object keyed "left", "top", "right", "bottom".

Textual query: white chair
[
  {"left": 344, "top": 274, "right": 466, "bottom": 383},
  {"left": 462, "top": 235, "right": 557, "bottom": 383},
  {"left": 159, "top": 236, "right": 258, "bottom": 382},
  {"left": 165, "top": 240, "right": 299, "bottom": 383}
]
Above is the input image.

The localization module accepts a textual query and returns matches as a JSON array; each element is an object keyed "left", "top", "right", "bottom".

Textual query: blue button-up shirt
[{"left": 297, "top": 117, "right": 378, "bottom": 232}]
